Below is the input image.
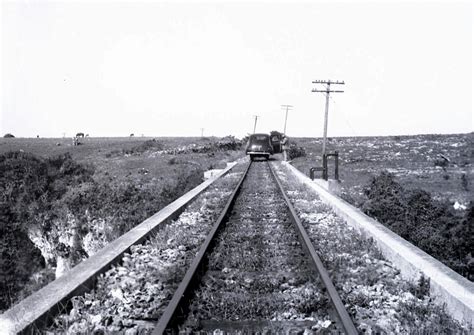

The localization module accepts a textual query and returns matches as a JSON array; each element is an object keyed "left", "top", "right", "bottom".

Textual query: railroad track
[
  {"left": 154, "top": 161, "right": 357, "bottom": 334},
  {"left": 1, "top": 160, "right": 357, "bottom": 334},
  {"left": 3, "top": 159, "right": 470, "bottom": 334}
]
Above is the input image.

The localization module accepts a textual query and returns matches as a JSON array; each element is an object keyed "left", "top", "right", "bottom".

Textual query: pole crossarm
[
  {"left": 312, "top": 80, "right": 345, "bottom": 85},
  {"left": 312, "top": 90, "right": 344, "bottom": 93}
]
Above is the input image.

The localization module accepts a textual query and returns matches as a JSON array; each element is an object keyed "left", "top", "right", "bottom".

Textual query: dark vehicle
[
  {"left": 245, "top": 133, "right": 274, "bottom": 161},
  {"left": 270, "top": 130, "right": 283, "bottom": 153}
]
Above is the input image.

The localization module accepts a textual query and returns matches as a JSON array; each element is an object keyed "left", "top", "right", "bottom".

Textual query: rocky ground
[{"left": 291, "top": 133, "right": 473, "bottom": 207}]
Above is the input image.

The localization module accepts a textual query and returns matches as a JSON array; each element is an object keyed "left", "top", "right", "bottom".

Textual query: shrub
[
  {"left": 288, "top": 143, "right": 306, "bottom": 160},
  {"left": 362, "top": 172, "right": 472, "bottom": 279},
  {"left": 0, "top": 152, "right": 94, "bottom": 310},
  {"left": 0, "top": 150, "right": 206, "bottom": 311},
  {"left": 434, "top": 158, "right": 449, "bottom": 168},
  {"left": 163, "top": 137, "right": 243, "bottom": 155},
  {"left": 215, "top": 136, "right": 243, "bottom": 151},
  {"left": 123, "top": 139, "right": 164, "bottom": 156},
  {"left": 106, "top": 140, "right": 164, "bottom": 157},
  {"left": 61, "top": 166, "right": 203, "bottom": 239},
  {"left": 3, "top": 133, "right": 14, "bottom": 138},
  {"left": 0, "top": 221, "right": 45, "bottom": 310}
]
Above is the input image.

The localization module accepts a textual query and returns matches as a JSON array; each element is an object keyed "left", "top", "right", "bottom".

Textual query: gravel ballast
[
  {"left": 180, "top": 161, "right": 336, "bottom": 333},
  {"left": 273, "top": 162, "right": 470, "bottom": 334}
]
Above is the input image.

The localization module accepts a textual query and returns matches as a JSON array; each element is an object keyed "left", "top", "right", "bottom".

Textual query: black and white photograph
[{"left": 0, "top": 0, "right": 472, "bottom": 333}]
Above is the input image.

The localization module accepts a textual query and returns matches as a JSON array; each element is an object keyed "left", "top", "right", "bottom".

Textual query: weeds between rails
[{"left": 156, "top": 161, "right": 356, "bottom": 334}]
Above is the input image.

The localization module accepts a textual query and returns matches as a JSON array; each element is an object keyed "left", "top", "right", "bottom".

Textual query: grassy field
[
  {"left": 0, "top": 136, "right": 241, "bottom": 185},
  {"left": 290, "top": 133, "right": 473, "bottom": 206}
]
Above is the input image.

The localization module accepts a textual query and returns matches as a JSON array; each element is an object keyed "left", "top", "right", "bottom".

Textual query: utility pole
[
  {"left": 312, "top": 80, "right": 344, "bottom": 157},
  {"left": 281, "top": 105, "right": 293, "bottom": 135},
  {"left": 252, "top": 115, "right": 259, "bottom": 133},
  {"left": 200, "top": 128, "right": 204, "bottom": 138}
]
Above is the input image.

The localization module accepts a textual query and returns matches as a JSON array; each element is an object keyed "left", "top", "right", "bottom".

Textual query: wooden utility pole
[
  {"left": 252, "top": 115, "right": 259, "bottom": 133},
  {"left": 281, "top": 105, "right": 293, "bottom": 135},
  {"left": 200, "top": 128, "right": 204, "bottom": 138},
  {"left": 312, "top": 80, "right": 344, "bottom": 157}
]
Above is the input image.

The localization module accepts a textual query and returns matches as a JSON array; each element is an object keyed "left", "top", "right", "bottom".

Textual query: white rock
[
  {"left": 90, "top": 314, "right": 102, "bottom": 325},
  {"left": 321, "top": 320, "right": 332, "bottom": 328},
  {"left": 110, "top": 288, "right": 125, "bottom": 302},
  {"left": 55, "top": 256, "right": 72, "bottom": 278},
  {"left": 453, "top": 201, "right": 467, "bottom": 210}
]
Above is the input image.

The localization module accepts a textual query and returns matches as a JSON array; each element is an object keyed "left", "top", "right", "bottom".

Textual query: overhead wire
[{"left": 328, "top": 95, "right": 358, "bottom": 136}]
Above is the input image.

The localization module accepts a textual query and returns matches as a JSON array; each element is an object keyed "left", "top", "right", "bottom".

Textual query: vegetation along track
[
  {"left": 4, "top": 159, "right": 466, "bottom": 334},
  {"left": 154, "top": 161, "right": 357, "bottom": 334},
  {"left": 1, "top": 163, "right": 246, "bottom": 334}
]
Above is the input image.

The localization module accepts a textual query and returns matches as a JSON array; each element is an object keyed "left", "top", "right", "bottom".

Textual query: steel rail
[
  {"left": 152, "top": 162, "right": 252, "bottom": 334},
  {"left": 267, "top": 161, "right": 358, "bottom": 335}
]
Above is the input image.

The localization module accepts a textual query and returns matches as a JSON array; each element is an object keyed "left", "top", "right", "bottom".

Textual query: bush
[
  {"left": 3, "top": 133, "right": 14, "bottom": 138},
  {"left": 0, "top": 152, "right": 94, "bottom": 310},
  {"left": 0, "top": 150, "right": 205, "bottom": 311},
  {"left": 362, "top": 172, "right": 473, "bottom": 279},
  {"left": 106, "top": 140, "right": 164, "bottom": 157},
  {"left": 288, "top": 143, "right": 306, "bottom": 160},
  {"left": 62, "top": 166, "right": 203, "bottom": 239},
  {"left": 0, "top": 222, "right": 45, "bottom": 310},
  {"left": 163, "top": 137, "right": 243, "bottom": 155},
  {"left": 434, "top": 159, "right": 448, "bottom": 168},
  {"left": 122, "top": 139, "right": 164, "bottom": 156},
  {"left": 215, "top": 136, "right": 243, "bottom": 151}
]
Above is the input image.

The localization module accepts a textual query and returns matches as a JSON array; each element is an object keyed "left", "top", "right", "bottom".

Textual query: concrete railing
[
  {"left": 0, "top": 162, "right": 237, "bottom": 334},
  {"left": 282, "top": 161, "right": 474, "bottom": 325}
]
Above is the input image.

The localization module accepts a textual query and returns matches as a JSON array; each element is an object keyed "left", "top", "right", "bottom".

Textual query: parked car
[{"left": 245, "top": 133, "right": 274, "bottom": 161}]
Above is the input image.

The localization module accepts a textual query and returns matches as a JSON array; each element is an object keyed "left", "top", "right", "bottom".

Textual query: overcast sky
[{"left": 1, "top": 1, "right": 472, "bottom": 138}]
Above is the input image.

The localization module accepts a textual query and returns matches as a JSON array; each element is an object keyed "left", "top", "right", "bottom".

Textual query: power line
[
  {"left": 312, "top": 80, "right": 345, "bottom": 156},
  {"left": 328, "top": 95, "right": 357, "bottom": 136}
]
